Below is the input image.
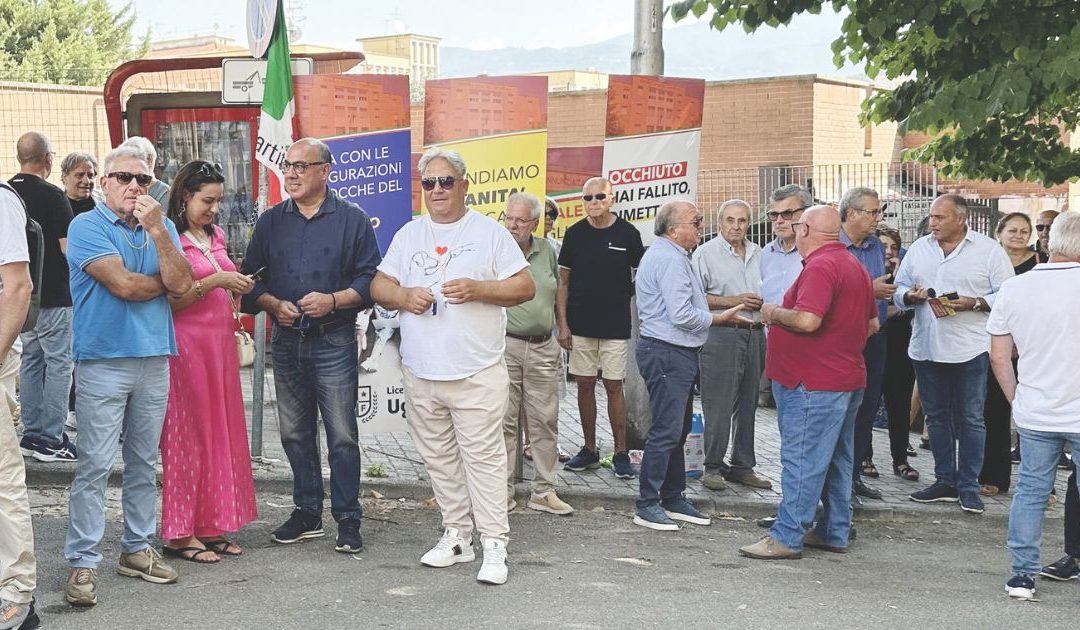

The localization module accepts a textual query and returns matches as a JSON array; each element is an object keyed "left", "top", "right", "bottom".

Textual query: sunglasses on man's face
[
  {"left": 582, "top": 193, "right": 608, "bottom": 202},
  {"left": 421, "top": 176, "right": 458, "bottom": 191},
  {"left": 546, "top": 212, "right": 559, "bottom": 220},
  {"left": 107, "top": 171, "right": 153, "bottom": 187},
  {"left": 1036, "top": 224, "right": 1051, "bottom": 232},
  {"left": 766, "top": 207, "right": 808, "bottom": 222}
]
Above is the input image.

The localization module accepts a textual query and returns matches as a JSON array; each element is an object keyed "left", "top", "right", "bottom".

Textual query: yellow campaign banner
[{"left": 423, "top": 130, "right": 549, "bottom": 224}]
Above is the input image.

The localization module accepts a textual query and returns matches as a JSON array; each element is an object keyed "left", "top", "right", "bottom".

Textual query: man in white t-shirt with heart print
[
  {"left": 371, "top": 147, "right": 534, "bottom": 585},
  {"left": 989, "top": 211, "right": 1080, "bottom": 602}
]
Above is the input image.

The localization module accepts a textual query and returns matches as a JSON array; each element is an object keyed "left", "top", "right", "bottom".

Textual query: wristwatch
[{"left": 972, "top": 298, "right": 983, "bottom": 312}]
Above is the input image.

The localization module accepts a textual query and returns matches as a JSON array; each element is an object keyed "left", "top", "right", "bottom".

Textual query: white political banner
[{"left": 601, "top": 128, "right": 702, "bottom": 245}]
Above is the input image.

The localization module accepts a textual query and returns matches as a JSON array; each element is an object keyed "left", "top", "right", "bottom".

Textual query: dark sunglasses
[
  {"left": 546, "top": 211, "right": 559, "bottom": 220},
  {"left": 107, "top": 171, "right": 153, "bottom": 187},
  {"left": 582, "top": 193, "right": 608, "bottom": 202},
  {"left": 421, "top": 176, "right": 457, "bottom": 191},
  {"left": 196, "top": 162, "right": 225, "bottom": 180},
  {"left": 766, "top": 206, "right": 808, "bottom": 221},
  {"left": 1035, "top": 224, "right": 1051, "bottom": 232}
]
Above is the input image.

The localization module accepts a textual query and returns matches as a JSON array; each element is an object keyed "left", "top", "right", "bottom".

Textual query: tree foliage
[
  {"left": 671, "top": 0, "right": 1080, "bottom": 186},
  {"left": 0, "top": 0, "right": 149, "bottom": 86}
]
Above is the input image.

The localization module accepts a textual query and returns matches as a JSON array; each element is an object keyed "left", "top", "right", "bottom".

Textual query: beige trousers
[
  {"left": 0, "top": 349, "right": 35, "bottom": 603},
  {"left": 503, "top": 336, "right": 560, "bottom": 496},
  {"left": 403, "top": 361, "right": 510, "bottom": 543}
]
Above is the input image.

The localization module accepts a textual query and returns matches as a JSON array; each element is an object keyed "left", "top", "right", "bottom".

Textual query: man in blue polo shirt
[
  {"left": 63, "top": 145, "right": 193, "bottom": 607},
  {"left": 838, "top": 187, "right": 893, "bottom": 503},
  {"left": 241, "top": 138, "right": 381, "bottom": 554}
]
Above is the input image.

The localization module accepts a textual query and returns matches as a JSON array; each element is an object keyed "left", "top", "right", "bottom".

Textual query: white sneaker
[
  {"left": 420, "top": 527, "right": 474, "bottom": 568},
  {"left": 476, "top": 537, "right": 508, "bottom": 585},
  {"left": 527, "top": 491, "right": 574, "bottom": 515}
]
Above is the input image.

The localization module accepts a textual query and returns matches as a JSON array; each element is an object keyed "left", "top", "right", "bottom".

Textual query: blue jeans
[
  {"left": 1008, "top": 428, "right": 1080, "bottom": 577},
  {"left": 272, "top": 324, "right": 361, "bottom": 522},
  {"left": 852, "top": 332, "right": 886, "bottom": 482},
  {"left": 770, "top": 383, "right": 862, "bottom": 550},
  {"left": 635, "top": 337, "right": 697, "bottom": 509},
  {"left": 65, "top": 357, "right": 169, "bottom": 568},
  {"left": 19, "top": 306, "right": 73, "bottom": 446},
  {"left": 912, "top": 354, "right": 988, "bottom": 493}
]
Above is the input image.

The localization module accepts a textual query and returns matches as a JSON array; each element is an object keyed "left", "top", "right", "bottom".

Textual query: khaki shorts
[{"left": 568, "top": 336, "right": 628, "bottom": 380}]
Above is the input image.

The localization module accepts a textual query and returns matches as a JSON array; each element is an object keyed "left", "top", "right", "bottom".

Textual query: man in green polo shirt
[{"left": 501, "top": 193, "right": 573, "bottom": 516}]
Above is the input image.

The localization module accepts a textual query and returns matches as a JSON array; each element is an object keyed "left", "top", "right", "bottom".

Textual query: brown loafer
[
  {"left": 804, "top": 531, "right": 848, "bottom": 553},
  {"left": 701, "top": 473, "right": 727, "bottom": 491},
  {"left": 738, "top": 535, "right": 802, "bottom": 560},
  {"left": 724, "top": 470, "right": 773, "bottom": 490}
]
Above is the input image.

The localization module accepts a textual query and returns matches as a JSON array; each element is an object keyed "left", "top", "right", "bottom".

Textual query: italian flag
[{"left": 255, "top": 0, "right": 295, "bottom": 205}]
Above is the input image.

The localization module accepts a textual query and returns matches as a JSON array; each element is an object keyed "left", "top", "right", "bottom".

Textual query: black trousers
[
  {"left": 1066, "top": 465, "right": 1080, "bottom": 558},
  {"left": 979, "top": 362, "right": 1014, "bottom": 492},
  {"left": 882, "top": 314, "right": 915, "bottom": 467}
]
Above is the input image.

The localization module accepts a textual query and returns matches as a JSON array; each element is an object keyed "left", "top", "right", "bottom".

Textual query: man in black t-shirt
[
  {"left": 9, "top": 132, "right": 77, "bottom": 463},
  {"left": 556, "top": 177, "right": 645, "bottom": 479}
]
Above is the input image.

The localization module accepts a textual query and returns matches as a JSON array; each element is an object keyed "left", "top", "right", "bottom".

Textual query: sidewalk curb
[{"left": 25, "top": 462, "right": 1009, "bottom": 525}]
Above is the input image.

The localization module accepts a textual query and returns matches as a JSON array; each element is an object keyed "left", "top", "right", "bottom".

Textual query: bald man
[
  {"left": 9, "top": 132, "right": 78, "bottom": 463},
  {"left": 739, "top": 206, "right": 878, "bottom": 560}
]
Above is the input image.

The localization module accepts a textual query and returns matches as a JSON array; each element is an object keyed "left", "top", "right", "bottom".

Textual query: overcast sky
[{"left": 114, "top": 0, "right": 711, "bottom": 50}]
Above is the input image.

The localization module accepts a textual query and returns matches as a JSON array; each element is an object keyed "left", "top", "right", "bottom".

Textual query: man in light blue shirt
[
  {"left": 633, "top": 200, "right": 745, "bottom": 532},
  {"left": 838, "top": 187, "right": 892, "bottom": 502},
  {"left": 63, "top": 145, "right": 192, "bottom": 607},
  {"left": 759, "top": 185, "right": 811, "bottom": 408},
  {"left": 894, "top": 194, "right": 1013, "bottom": 514}
]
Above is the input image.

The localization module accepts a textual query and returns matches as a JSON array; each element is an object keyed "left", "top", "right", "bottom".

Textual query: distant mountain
[{"left": 440, "top": 13, "right": 866, "bottom": 82}]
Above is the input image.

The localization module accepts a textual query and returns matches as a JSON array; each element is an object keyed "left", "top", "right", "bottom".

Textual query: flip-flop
[
  {"left": 202, "top": 539, "right": 243, "bottom": 556},
  {"left": 162, "top": 546, "right": 219, "bottom": 564}
]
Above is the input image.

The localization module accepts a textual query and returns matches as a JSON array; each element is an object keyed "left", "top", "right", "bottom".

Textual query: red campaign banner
[
  {"left": 605, "top": 74, "right": 705, "bottom": 138},
  {"left": 423, "top": 76, "right": 548, "bottom": 145},
  {"left": 603, "top": 75, "right": 706, "bottom": 244},
  {"left": 421, "top": 76, "right": 549, "bottom": 219}
]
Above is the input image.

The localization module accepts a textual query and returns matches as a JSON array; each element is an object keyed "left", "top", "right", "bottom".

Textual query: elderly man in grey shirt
[
  {"left": 633, "top": 200, "right": 746, "bottom": 532},
  {"left": 693, "top": 199, "right": 771, "bottom": 492}
]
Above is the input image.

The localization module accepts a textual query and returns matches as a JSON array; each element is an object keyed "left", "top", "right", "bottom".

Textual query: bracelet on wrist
[{"left": 331, "top": 292, "right": 337, "bottom": 312}]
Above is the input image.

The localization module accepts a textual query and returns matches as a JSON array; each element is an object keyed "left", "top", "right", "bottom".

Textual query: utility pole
[{"left": 631, "top": 0, "right": 664, "bottom": 75}]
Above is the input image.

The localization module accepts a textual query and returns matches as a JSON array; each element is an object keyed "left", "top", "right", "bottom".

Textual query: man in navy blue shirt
[
  {"left": 838, "top": 187, "right": 892, "bottom": 503},
  {"left": 241, "top": 138, "right": 381, "bottom": 554}
]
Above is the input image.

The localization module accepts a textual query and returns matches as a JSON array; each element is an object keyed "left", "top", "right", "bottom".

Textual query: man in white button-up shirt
[{"left": 893, "top": 194, "right": 1013, "bottom": 514}]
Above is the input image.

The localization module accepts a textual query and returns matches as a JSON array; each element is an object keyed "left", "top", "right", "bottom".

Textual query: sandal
[
  {"left": 893, "top": 463, "right": 920, "bottom": 481},
  {"left": 906, "top": 445, "right": 917, "bottom": 458},
  {"left": 202, "top": 538, "right": 242, "bottom": 556},
  {"left": 979, "top": 484, "right": 999, "bottom": 496},
  {"left": 861, "top": 458, "right": 880, "bottom": 478},
  {"left": 163, "top": 545, "right": 219, "bottom": 564}
]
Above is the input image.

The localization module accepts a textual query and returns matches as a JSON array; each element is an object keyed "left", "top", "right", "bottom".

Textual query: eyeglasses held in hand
[
  {"left": 421, "top": 176, "right": 458, "bottom": 191},
  {"left": 107, "top": 171, "right": 153, "bottom": 187},
  {"left": 582, "top": 193, "right": 608, "bottom": 202},
  {"left": 766, "top": 207, "right": 808, "bottom": 222},
  {"left": 281, "top": 160, "right": 329, "bottom": 174}
]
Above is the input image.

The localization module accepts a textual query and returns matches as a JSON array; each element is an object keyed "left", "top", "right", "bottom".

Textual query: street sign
[
  {"left": 221, "top": 58, "right": 313, "bottom": 105},
  {"left": 246, "top": 0, "right": 278, "bottom": 58}
]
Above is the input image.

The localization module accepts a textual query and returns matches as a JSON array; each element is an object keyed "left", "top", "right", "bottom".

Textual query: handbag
[{"left": 188, "top": 230, "right": 256, "bottom": 367}]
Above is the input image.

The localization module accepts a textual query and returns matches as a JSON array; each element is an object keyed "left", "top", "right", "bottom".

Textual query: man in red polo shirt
[{"left": 738, "top": 205, "right": 878, "bottom": 559}]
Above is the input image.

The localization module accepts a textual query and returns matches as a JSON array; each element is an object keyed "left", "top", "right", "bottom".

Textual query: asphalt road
[{"left": 22, "top": 486, "right": 1077, "bottom": 629}]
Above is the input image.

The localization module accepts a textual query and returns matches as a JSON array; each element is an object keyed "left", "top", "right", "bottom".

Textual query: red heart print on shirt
[{"left": 435, "top": 246, "right": 448, "bottom": 255}]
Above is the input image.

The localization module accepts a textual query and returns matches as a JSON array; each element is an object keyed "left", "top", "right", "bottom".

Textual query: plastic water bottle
[{"left": 685, "top": 412, "right": 705, "bottom": 478}]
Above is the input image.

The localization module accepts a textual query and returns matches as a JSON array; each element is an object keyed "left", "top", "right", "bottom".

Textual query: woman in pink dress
[{"left": 161, "top": 160, "right": 257, "bottom": 563}]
